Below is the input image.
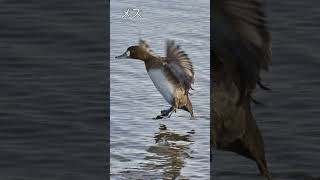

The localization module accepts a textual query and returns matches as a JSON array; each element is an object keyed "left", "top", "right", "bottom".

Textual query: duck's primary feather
[
  {"left": 214, "top": 0, "right": 271, "bottom": 99},
  {"left": 165, "top": 40, "right": 194, "bottom": 93}
]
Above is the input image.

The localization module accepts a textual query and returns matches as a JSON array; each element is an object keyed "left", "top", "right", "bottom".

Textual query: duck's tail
[{"left": 182, "top": 95, "right": 193, "bottom": 117}]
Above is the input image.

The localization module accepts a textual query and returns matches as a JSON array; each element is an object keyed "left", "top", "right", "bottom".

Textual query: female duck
[{"left": 116, "top": 39, "right": 194, "bottom": 119}]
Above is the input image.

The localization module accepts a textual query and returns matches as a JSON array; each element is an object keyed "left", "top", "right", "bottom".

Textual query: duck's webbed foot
[
  {"left": 160, "top": 106, "right": 174, "bottom": 116},
  {"left": 167, "top": 107, "right": 176, "bottom": 118},
  {"left": 154, "top": 115, "right": 164, "bottom": 119},
  {"left": 154, "top": 106, "right": 175, "bottom": 119}
]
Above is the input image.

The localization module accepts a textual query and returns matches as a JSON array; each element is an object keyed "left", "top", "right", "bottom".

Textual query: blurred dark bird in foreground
[{"left": 212, "top": 0, "right": 271, "bottom": 179}]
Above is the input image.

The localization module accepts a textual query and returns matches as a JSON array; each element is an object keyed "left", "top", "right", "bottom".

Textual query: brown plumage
[
  {"left": 212, "top": 0, "right": 271, "bottom": 179},
  {"left": 116, "top": 39, "right": 194, "bottom": 119}
]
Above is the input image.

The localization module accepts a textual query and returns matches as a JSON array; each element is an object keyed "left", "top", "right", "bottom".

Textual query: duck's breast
[{"left": 147, "top": 68, "right": 175, "bottom": 104}]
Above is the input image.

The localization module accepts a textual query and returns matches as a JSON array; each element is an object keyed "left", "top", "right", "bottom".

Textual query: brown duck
[
  {"left": 213, "top": 0, "right": 272, "bottom": 179},
  {"left": 116, "top": 40, "right": 194, "bottom": 119}
]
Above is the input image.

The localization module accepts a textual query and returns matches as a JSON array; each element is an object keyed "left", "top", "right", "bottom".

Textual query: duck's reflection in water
[{"left": 143, "top": 124, "right": 194, "bottom": 180}]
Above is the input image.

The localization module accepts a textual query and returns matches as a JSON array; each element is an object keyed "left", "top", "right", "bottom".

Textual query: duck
[
  {"left": 213, "top": 0, "right": 271, "bottom": 179},
  {"left": 115, "top": 39, "right": 194, "bottom": 119}
]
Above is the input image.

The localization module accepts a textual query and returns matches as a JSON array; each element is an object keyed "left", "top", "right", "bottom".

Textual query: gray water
[
  {"left": 213, "top": 1, "right": 320, "bottom": 180},
  {"left": 0, "top": 1, "right": 107, "bottom": 180},
  {"left": 110, "top": 0, "right": 210, "bottom": 179}
]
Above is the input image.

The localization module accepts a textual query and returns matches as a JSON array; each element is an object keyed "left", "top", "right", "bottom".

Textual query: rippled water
[
  {"left": 213, "top": 1, "right": 320, "bottom": 180},
  {"left": 110, "top": 0, "right": 210, "bottom": 179},
  {"left": 0, "top": 1, "right": 107, "bottom": 180}
]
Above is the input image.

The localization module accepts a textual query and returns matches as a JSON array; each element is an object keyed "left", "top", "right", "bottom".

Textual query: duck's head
[
  {"left": 115, "top": 40, "right": 155, "bottom": 61},
  {"left": 115, "top": 46, "right": 143, "bottom": 60}
]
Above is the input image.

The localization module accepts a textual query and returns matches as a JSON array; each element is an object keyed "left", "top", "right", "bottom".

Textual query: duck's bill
[{"left": 115, "top": 51, "right": 128, "bottom": 59}]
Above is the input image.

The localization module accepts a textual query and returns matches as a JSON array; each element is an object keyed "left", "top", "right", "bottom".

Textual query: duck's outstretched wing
[
  {"left": 214, "top": 0, "right": 271, "bottom": 100},
  {"left": 164, "top": 40, "right": 194, "bottom": 92},
  {"left": 213, "top": 0, "right": 271, "bottom": 179},
  {"left": 138, "top": 39, "right": 157, "bottom": 57}
]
